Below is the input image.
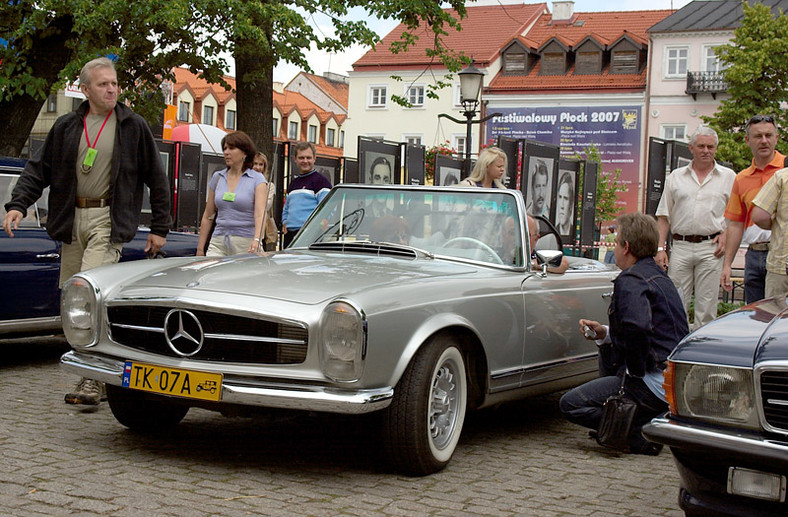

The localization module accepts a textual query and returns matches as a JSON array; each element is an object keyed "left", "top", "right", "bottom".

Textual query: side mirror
[{"left": 535, "top": 249, "right": 563, "bottom": 274}]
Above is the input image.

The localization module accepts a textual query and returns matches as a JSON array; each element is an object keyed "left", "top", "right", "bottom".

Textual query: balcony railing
[{"left": 686, "top": 71, "right": 728, "bottom": 99}]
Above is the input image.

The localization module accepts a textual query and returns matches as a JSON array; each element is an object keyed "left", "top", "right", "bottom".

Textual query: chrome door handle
[
  {"left": 36, "top": 253, "right": 60, "bottom": 260},
  {"left": 602, "top": 291, "right": 613, "bottom": 299}
]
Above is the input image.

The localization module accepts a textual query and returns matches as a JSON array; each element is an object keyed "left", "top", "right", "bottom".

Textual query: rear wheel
[
  {"left": 106, "top": 384, "right": 189, "bottom": 432},
  {"left": 383, "top": 336, "right": 468, "bottom": 476}
]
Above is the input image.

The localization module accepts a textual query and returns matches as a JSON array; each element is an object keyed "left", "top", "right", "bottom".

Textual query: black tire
[
  {"left": 106, "top": 384, "right": 189, "bottom": 432},
  {"left": 382, "top": 335, "right": 468, "bottom": 476}
]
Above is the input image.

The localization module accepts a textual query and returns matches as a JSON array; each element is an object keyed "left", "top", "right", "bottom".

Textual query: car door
[{"left": 0, "top": 174, "right": 61, "bottom": 321}]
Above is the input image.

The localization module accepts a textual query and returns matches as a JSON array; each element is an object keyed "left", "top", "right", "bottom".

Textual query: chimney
[{"left": 552, "top": 1, "right": 575, "bottom": 22}]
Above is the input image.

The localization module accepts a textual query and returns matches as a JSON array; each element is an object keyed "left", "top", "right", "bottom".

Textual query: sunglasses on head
[{"left": 746, "top": 114, "right": 776, "bottom": 127}]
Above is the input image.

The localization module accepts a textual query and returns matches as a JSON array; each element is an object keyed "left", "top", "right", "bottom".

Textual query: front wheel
[
  {"left": 382, "top": 336, "right": 468, "bottom": 476},
  {"left": 106, "top": 384, "right": 189, "bottom": 432}
]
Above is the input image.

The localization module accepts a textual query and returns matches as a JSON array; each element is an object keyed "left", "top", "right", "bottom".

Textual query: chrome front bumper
[
  {"left": 644, "top": 417, "right": 788, "bottom": 467},
  {"left": 60, "top": 351, "right": 393, "bottom": 415}
]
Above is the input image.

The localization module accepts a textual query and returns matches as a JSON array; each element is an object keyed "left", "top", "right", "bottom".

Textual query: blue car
[
  {"left": 0, "top": 158, "right": 198, "bottom": 338},
  {"left": 643, "top": 298, "right": 788, "bottom": 516}
]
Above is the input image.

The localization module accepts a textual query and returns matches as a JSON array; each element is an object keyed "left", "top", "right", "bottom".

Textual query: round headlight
[
  {"left": 319, "top": 301, "right": 366, "bottom": 382},
  {"left": 61, "top": 276, "right": 99, "bottom": 347}
]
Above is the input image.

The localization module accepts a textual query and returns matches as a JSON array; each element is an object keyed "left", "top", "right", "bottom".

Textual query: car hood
[
  {"left": 672, "top": 298, "right": 788, "bottom": 368},
  {"left": 113, "top": 250, "right": 482, "bottom": 305}
]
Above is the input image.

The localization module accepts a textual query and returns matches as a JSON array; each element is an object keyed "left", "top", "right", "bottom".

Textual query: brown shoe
[{"left": 64, "top": 378, "right": 102, "bottom": 405}]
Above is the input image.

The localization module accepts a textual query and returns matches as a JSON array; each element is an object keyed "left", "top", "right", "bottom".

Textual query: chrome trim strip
[
  {"left": 110, "top": 323, "right": 306, "bottom": 345},
  {"left": 203, "top": 333, "right": 306, "bottom": 345},
  {"left": 644, "top": 417, "right": 788, "bottom": 464},
  {"left": 111, "top": 323, "right": 164, "bottom": 333},
  {"left": 0, "top": 316, "right": 61, "bottom": 335},
  {"left": 60, "top": 351, "right": 391, "bottom": 415}
]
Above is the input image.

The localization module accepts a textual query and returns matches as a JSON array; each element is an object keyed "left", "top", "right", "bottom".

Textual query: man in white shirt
[{"left": 655, "top": 126, "right": 736, "bottom": 329}]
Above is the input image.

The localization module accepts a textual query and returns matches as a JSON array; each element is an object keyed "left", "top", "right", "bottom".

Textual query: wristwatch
[{"left": 657, "top": 246, "right": 666, "bottom": 252}]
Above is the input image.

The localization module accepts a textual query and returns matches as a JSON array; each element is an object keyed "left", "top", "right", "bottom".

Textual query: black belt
[
  {"left": 75, "top": 197, "right": 110, "bottom": 208},
  {"left": 672, "top": 232, "right": 720, "bottom": 243},
  {"left": 749, "top": 242, "right": 769, "bottom": 252}
]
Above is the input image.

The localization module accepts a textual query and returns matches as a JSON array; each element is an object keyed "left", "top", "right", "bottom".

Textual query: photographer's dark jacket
[
  {"left": 5, "top": 101, "right": 171, "bottom": 244},
  {"left": 607, "top": 256, "right": 689, "bottom": 377}
]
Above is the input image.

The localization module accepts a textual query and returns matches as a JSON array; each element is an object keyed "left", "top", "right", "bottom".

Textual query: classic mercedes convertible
[{"left": 60, "top": 184, "right": 617, "bottom": 475}]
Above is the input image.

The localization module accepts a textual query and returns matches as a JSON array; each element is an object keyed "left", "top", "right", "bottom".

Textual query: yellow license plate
[{"left": 122, "top": 361, "right": 222, "bottom": 402}]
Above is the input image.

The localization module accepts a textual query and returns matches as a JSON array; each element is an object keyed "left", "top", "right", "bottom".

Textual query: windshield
[{"left": 292, "top": 185, "right": 525, "bottom": 267}]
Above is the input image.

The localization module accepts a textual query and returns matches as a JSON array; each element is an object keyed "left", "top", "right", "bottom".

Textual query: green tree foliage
[
  {"left": 702, "top": 1, "right": 788, "bottom": 171},
  {"left": 576, "top": 145, "right": 626, "bottom": 226},
  {"left": 1, "top": 0, "right": 468, "bottom": 157}
]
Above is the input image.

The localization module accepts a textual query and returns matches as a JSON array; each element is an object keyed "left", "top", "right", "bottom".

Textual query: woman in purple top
[
  {"left": 459, "top": 147, "right": 507, "bottom": 188},
  {"left": 196, "top": 131, "right": 268, "bottom": 256}
]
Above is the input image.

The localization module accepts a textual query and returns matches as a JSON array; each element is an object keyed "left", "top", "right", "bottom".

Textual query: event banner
[{"left": 487, "top": 106, "right": 642, "bottom": 212}]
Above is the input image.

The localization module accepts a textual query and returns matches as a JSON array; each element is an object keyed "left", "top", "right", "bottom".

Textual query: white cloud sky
[{"left": 261, "top": 0, "right": 694, "bottom": 84}]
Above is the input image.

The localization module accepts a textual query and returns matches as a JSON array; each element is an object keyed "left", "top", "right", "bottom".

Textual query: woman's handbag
[{"left": 596, "top": 377, "right": 638, "bottom": 452}]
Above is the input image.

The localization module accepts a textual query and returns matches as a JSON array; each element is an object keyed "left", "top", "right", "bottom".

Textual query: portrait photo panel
[
  {"left": 556, "top": 158, "right": 581, "bottom": 243},
  {"left": 358, "top": 137, "right": 401, "bottom": 185},
  {"left": 521, "top": 140, "right": 560, "bottom": 222}
]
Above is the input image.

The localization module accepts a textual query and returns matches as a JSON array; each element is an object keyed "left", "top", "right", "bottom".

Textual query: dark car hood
[{"left": 672, "top": 298, "right": 788, "bottom": 368}]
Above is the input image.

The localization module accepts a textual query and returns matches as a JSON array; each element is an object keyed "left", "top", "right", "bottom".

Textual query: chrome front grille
[
  {"left": 107, "top": 306, "right": 308, "bottom": 364},
  {"left": 760, "top": 370, "right": 788, "bottom": 433}
]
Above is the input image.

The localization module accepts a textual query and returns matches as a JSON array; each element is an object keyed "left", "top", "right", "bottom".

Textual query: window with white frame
[
  {"left": 662, "top": 124, "right": 687, "bottom": 142},
  {"left": 406, "top": 85, "right": 425, "bottom": 107},
  {"left": 665, "top": 46, "right": 689, "bottom": 78},
  {"left": 203, "top": 105, "right": 214, "bottom": 126},
  {"left": 46, "top": 94, "right": 57, "bottom": 113},
  {"left": 178, "top": 101, "right": 190, "bottom": 122},
  {"left": 226, "top": 110, "right": 236, "bottom": 130},
  {"left": 403, "top": 134, "right": 423, "bottom": 146},
  {"left": 368, "top": 85, "right": 387, "bottom": 108},
  {"left": 326, "top": 128, "right": 336, "bottom": 147},
  {"left": 339, "top": 130, "right": 345, "bottom": 148},
  {"left": 453, "top": 84, "right": 462, "bottom": 108},
  {"left": 308, "top": 124, "right": 317, "bottom": 143},
  {"left": 288, "top": 121, "right": 298, "bottom": 140},
  {"left": 703, "top": 45, "right": 725, "bottom": 73},
  {"left": 453, "top": 135, "right": 467, "bottom": 155},
  {"left": 272, "top": 118, "right": 279, "bottom": 136}
]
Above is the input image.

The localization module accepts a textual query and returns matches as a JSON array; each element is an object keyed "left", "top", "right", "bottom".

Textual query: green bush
[{"left": 687, "top": 299, "right": 745, "bottom": 323}]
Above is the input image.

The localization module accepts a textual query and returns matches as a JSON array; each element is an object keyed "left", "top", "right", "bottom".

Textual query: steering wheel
[{"left": 444, "top": 237, "right": 503, "bottom": 265}]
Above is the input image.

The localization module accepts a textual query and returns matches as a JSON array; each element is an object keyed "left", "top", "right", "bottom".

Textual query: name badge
[
  {"left": 222, "top": 192, "right": 236, "bottom": 202},
  {"left": 81, "top": 148, "right": 97, "bottom": 173}
]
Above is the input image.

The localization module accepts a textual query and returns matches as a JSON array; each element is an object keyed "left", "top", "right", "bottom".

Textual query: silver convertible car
[{"left": 60, "top": 184, "right": 617, "bottom": 475}]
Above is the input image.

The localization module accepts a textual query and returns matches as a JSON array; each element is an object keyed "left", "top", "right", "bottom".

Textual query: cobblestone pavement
[{"left": 1, "top": 337, "right": 683, "bottom": 516}]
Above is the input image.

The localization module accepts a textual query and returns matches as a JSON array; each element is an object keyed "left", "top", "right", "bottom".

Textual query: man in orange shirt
[{"left": 721, "top": 115, "right": 785, "bottom": 303}]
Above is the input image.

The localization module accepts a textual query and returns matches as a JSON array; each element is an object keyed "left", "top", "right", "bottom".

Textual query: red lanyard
[{"left": 83, "top": 109, "right": 112, "bottom": 148}]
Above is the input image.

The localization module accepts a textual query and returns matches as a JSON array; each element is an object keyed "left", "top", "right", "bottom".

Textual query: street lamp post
[{"left": 439, "top": 60, "right": 501, "bottom": 178}]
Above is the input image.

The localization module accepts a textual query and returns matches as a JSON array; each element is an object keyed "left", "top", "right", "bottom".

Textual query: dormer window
[
  {"left": 504, "top": 50, "right": 527, "bottom": 74},
  {"left": 574, "top": 38, "right": 604, "bottom": 75},
  {"left": 611, "top": 50, "right": 638, "bottom": 74},
  {"left": 541, "top": 52, "right": 565, "bottom": 75},
  {"left": 538, "top": 39, "right": 569, "bottom": 75}
]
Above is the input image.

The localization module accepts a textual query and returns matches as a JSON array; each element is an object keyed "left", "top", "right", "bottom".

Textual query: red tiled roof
[
  {"left": 171, "top": 68, "right": 345, "bottom": 156},
  {"left": 302, "top": 73, "right": 349, "bottom": 109},
  {"left": 353, "top": 3, "right": 547, "bottom": 69},
  {"left": 172, "top": 67, "right": 235, "bottom": 102},
  {"left": 491, "top": 60, "right": 647, "bottom": 93},
  {"left": 488, "top": 9, "right": 672, "bottom": 94},
  {"left": 524, "top": 10, "right": 672, "bottom": 49}
]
